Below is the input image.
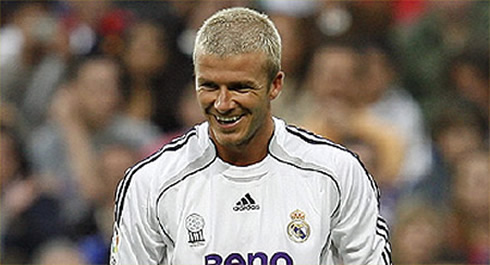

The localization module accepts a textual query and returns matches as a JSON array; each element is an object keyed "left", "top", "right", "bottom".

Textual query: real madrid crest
[{"left": 287, "top": 209, "right": 310, "bottom": 243}]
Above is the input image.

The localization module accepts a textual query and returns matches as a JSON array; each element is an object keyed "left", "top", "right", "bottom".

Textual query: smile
[{"left": 215, "top": 115, "right": 244, "bottom": 125}]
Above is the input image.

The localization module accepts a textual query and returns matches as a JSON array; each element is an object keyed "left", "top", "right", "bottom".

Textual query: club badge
[
  {"left": 185, "top": 213, "right": 206, "bottom": 247},
  {"left": 287, "top": 209, "right": 310, "bottom": 243}
]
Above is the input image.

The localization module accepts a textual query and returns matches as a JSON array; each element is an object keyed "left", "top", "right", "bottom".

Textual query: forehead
[
  {"left": 317, "top": 48, "right": 356, "bottom": 66},
  {"left": 195, "top": 52, "right": 268, "bottom": 81},
  {"left": 78, "top": 60, "right": 118, "bottom": 79}
]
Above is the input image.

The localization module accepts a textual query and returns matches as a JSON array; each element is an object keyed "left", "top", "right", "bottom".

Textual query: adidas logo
[{"left": 233, "top": 193, "right": 260, "bottom": 211}]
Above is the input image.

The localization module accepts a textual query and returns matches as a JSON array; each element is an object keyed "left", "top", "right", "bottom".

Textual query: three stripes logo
[{"left": 233, "top": 193, "right": 260, "bottom": 211}]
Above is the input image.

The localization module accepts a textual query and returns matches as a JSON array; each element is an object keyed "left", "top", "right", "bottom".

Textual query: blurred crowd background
[{"left": 0, "top": 1, "right": 488, "bottom": 264}]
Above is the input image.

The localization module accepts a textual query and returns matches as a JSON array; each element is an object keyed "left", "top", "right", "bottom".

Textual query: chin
[
  {"left": 214, "top": 135, "right": 242, "bottom": 147},
  {"left": 212, "top": 131, "right": 248, "bottom": 148}
]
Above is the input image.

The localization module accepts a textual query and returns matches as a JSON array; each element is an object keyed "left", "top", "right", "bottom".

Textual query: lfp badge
[{"left": 287, "top": 209, "right": 310, "bottom": 243}]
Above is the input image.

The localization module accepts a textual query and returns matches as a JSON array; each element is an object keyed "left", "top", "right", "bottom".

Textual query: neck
[{"left": 214, "top": 117, "right": 274, "bottom": 166}]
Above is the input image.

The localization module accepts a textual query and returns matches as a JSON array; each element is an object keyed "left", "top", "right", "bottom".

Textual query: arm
[
  {"left": 50, "top": 87, "right": 103, "bottom": 202},
  {"left": 110, "top": 164, "right": 167, "bottom": 264},
  {"left": 350, "top": 110, "right": 405, "bottom": 187},
  {"left": 330, "top": 154, "right": 392, "bottom": 265}
]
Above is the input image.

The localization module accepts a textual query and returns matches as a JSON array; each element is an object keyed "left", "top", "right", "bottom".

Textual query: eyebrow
[
  {"left": 228, "top": 80, "right": 261, "bottom": 89},
  {"left": 197, "top": 78, "right": 261, "bottom": 89}
]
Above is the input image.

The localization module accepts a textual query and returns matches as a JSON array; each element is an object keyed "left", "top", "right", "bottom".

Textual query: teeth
[{"left": 216, "top": 115, "right": 241, "bottom": 123}]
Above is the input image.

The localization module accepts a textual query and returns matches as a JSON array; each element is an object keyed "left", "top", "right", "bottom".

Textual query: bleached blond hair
[{"left": 193, "top": 7, "right": 282, "bottom": 82}]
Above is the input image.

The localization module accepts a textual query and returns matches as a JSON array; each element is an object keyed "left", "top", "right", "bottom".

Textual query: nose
[{"left": 214, "top": 87, "right": 234, "bottom": 113}]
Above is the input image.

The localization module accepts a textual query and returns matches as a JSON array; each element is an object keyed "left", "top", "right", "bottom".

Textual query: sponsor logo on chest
[
  {"left": 233, "top": 193, "right": 260, "bottom": 211},
  {"left": 205, "top": 252, "right": 293, "bottom": 265}
]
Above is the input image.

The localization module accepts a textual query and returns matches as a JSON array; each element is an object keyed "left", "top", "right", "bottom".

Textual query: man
[{"left": 111, "top": 7, "right": 391, "bottom": 265}]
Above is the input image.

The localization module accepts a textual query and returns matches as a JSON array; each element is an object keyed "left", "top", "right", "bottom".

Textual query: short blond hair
[{"left": 193, "top": 7, "right": 282, "bottom": 82}]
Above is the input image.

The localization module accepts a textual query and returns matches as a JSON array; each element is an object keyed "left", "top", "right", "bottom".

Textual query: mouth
[{"left": 214, "top": 114, "right": 244, "bottom": 127}]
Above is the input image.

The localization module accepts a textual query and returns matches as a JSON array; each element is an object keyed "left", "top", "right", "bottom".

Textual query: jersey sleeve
[
  {"left": 330, "top": 153, "right": 392, "bottom": 265},
  {"left": 110, "top": 166, "right": 167, "bottom": 265}
]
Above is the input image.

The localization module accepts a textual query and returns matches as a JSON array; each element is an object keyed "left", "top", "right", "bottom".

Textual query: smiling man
[
  {"left": 110, "top": 7, "right": 391, "bottom": 265},
  {"left": 195, "top": 51, "right": 283, "bottom": 165}
]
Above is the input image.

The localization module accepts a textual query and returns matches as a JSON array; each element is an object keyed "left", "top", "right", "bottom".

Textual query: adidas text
[{"left": 233, "top": 204, "right": 260, "bottom": 211}]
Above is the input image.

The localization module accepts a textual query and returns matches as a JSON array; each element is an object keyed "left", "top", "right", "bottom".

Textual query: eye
[
  {"left": 199, "top": 82, "right": 218, "bottom": 91},
  {"left": 229, "top": 84, "right": 254, "bottom": 93}
]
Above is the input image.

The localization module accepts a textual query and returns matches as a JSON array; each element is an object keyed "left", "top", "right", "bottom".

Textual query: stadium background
[{"left": 0, "top": 1, "right": 488, "bottom": 264}]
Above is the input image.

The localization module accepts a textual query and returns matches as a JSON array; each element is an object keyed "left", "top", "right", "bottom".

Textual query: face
[
  {"left": 451, "top": 63, "right": 488, "bottom": 104},
  {"left": 363, "top": 48, "right": 393, "bottom": 101},
  {"left": 76, "top": 60, "right": 121, "bottom": 127},
  {"left": 437, "top": 125, "right": 481, "bottom": 163},
  {"left": 310, "top": 47, "right": 359, "bottom": 105},
  {"left": 195, "top": 52, "right": 283, "bottom": 149},
  {"left": 395, "top": 216, "right": 441, "bottom": 264},
  {"left": 124, "top": 22, "right": 167, "bottom": 76},
  {"left": 453, "top": 152, "right": 489, "bottom": 218}
]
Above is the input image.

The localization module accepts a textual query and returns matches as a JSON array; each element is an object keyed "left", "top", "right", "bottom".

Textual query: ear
[{"left": 269, "top": 71, "right": 284, "bottom": 100}]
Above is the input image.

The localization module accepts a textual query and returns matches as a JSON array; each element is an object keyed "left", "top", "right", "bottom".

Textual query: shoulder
[
  {"left": 272, "top": 118, "right": 379, "bottom": 200},
  {"left": 272, "top": 118, "right": 360, "bottom": 170},
  {"left": 378, "top": 87, "right": 422, "bottom": 116},
  {"left": 113, "top": 122, "right": 214, "bottom": 223},
  {"left": 123, "top": 123, "right": 211, "bottom": 186},
  {"left": 108, "top": 115, "right": 162, "bottom": 146}
]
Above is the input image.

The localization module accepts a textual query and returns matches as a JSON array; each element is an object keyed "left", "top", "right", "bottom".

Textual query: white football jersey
[{"left": 110, "top": 118, "right": 392, "bottom": 265}]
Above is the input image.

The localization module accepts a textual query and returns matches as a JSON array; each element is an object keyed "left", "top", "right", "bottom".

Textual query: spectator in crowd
[
  {"left": 258, "top": 0, "right": 319, "bottom": 126},
  {"left": 140, "top": 82, "right": 205, "bottom": 157},
  {"left": 444, "top": 149, "right": 489, "bottom": 264},
  {"left": 360, "top": 42, "right": 432, "bottom": 191},
  {"left": 446, "top": 49, "right": 489, "bottom": 137},
  {"left": 120, "top": 19, "right": 193, "bottom": 133},
  {"left": 301, "top": 42, "right": 405, "bottom": 190},
  {"left": 27, "top": 56, "right": 160, "bottom": 237},
  {"left": 418, "top": 104, "right": 485, "bottom": 207},
  {"left": 114, "top": 1, "right": 189, "bottom": 65},
  {"left": 1, "top": 124, "right": 62, "bottom": 264},
  {"left": 121, "top": 20, "right": 168, "bottom": 121},
  {"left": 268, "top": 11, "right": 318, "bottom": 125},
  {"left": 0, "top": 1, "right": 72, "bottom": 132},
  {"left": 57, "top": 1, "right": 117, "bottom": 56},
  {"left": 300, "top": 43, "right": 406, "bottom": 225},
  {"left": 77, "top": 143, "right": 139, "bottom": 264},
  {"left": 392, "top": 0, "right": 488, "bottom": 115},
  {"left": 391, "top": 199, "right": 445, "bottom": 264}
]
